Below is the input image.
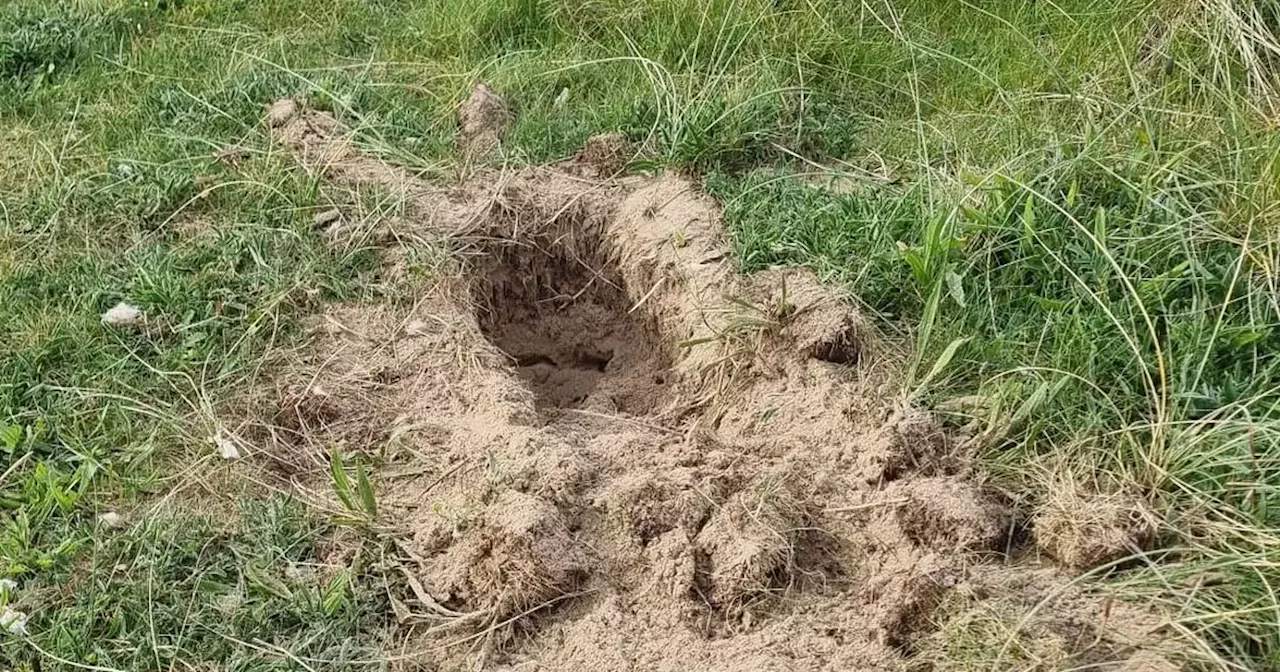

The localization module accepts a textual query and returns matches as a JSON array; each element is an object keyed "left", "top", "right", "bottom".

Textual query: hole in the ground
[
  {"left": 471, "top": 230, "right": 672, "bottom": 415},
  {"left": 810, "top": 337, "right": 860, "bottom": 365}
]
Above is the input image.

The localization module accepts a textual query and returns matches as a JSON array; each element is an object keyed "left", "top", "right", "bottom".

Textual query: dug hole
[{"left": 237, "top": 88, "right": 1183, "bottom": 671}]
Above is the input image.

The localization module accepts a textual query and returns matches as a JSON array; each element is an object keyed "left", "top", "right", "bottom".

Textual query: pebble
[
  {"left": 0, "top": 606, "right": 27, "bottom": 636},
  {"left": 213, "top": 430, "right": 241, "bottom": 460}
]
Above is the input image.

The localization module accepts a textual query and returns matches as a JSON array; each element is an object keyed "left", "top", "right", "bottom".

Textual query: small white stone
[
  {"left": 98, "top": 512, "right": 125, "bottom": 529},
  {"left": 116, "top": 163, "right": 135, "bottom": 178},
  {"left": 101, "top": 302, "right": 144, "bottom": 327},
  {"left": 213, "top": 430, "right": 241, "bottom": 460},
  {"left": 0, "top": 606, "right": 28, "bottom": 636}
]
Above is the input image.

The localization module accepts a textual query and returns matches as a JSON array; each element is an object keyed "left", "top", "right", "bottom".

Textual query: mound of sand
[
  {"left": 458, "top": 82, "right": 511, "bottom": 157},
  {"left": 254, "top": 95, "right": 1183, "bottom": 670}
]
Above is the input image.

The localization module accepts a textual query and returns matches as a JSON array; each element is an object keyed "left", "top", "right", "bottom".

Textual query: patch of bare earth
[{"left": 259, "top": 93, "right": 1183, "bottom": 670}]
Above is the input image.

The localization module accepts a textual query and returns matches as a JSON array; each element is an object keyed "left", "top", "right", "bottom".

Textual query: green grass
[
  {"left": 3, "top": 0, "right": 1280, "bottom": 668},
  {"left": 12, "top": 497, "right": 389, "bottom": 670}
]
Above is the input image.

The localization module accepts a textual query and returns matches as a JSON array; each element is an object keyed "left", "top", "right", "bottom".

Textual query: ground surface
[
  {"left": 258, "top": 100, "right": 1182, "bottom": 670},
  {"left": 2, "top": 0, "right": 1280, "bottom": 670}
]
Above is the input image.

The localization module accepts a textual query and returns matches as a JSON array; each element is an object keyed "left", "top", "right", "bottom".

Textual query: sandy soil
[{"left": 253, "top": 90, "right": 1183, "bottom": 671}]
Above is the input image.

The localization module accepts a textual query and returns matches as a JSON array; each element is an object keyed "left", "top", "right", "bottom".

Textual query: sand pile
[{"left": 255, "top": 91, "right": 1182, "bottom": 670}]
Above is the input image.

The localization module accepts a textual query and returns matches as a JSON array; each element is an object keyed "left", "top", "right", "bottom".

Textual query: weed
[{"left": 329, "top": 445, "right": 380, "bottom": 526}]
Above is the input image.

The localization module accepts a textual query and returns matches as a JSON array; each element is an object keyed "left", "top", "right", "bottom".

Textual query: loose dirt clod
[
  {"left": 578, "top": 132, "right": 630, "bottom": 174},
  {"left": 262, "top": 101, "right": 1184, "bottom": 671},
  {"left": 458, "top": 82, "right": 511, "bottom": 157},
  {"left": 267, "top": 98, "right": 299, "bottom": 128},
  {"left": 423, "top": 490, "right": 587, "bottom": 619},
  {"left": 888, "top": 477, "right": 1008, "bottom": 553},
  {"left": 694, "top": 477, "right": 806, "bottom": 613}
]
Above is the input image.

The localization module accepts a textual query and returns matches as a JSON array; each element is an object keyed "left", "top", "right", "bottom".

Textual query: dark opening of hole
[
  {"left": 472, "top": 231, "right": 672, "bottom": 415},
  {"left": 809, "top": 334, "right": 860, "bottom": 365}
]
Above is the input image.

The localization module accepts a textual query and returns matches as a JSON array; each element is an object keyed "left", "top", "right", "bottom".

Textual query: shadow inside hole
[{"left": 471, "top": 234, "right": 672, "bottom": 415}]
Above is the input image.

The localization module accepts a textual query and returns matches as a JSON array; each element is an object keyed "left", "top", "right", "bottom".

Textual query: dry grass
[
  {"left": 909, "top": 588, "right": 1072, "bottom": 672},
  {"left": 1033, "top": 467, "right": 1161, "bottom": 570}
]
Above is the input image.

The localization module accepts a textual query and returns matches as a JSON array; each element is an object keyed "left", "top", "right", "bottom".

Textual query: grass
[
  {"left": 17, "top": 498, "right": 388, "bottom": 671},
  {"left": 2, "top": 0, "right": 1280, "bottom": 668},
  {"left": 20, "top": 494, "right": 386, "bottom": 665},
  {"left": 908, "top": 588, "right": 1072, "bottom": 671}
]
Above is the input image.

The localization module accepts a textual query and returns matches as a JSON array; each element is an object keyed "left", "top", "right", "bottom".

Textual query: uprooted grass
[{"left": 3, "top": 0, "right": 1280, "bottom": 667}]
